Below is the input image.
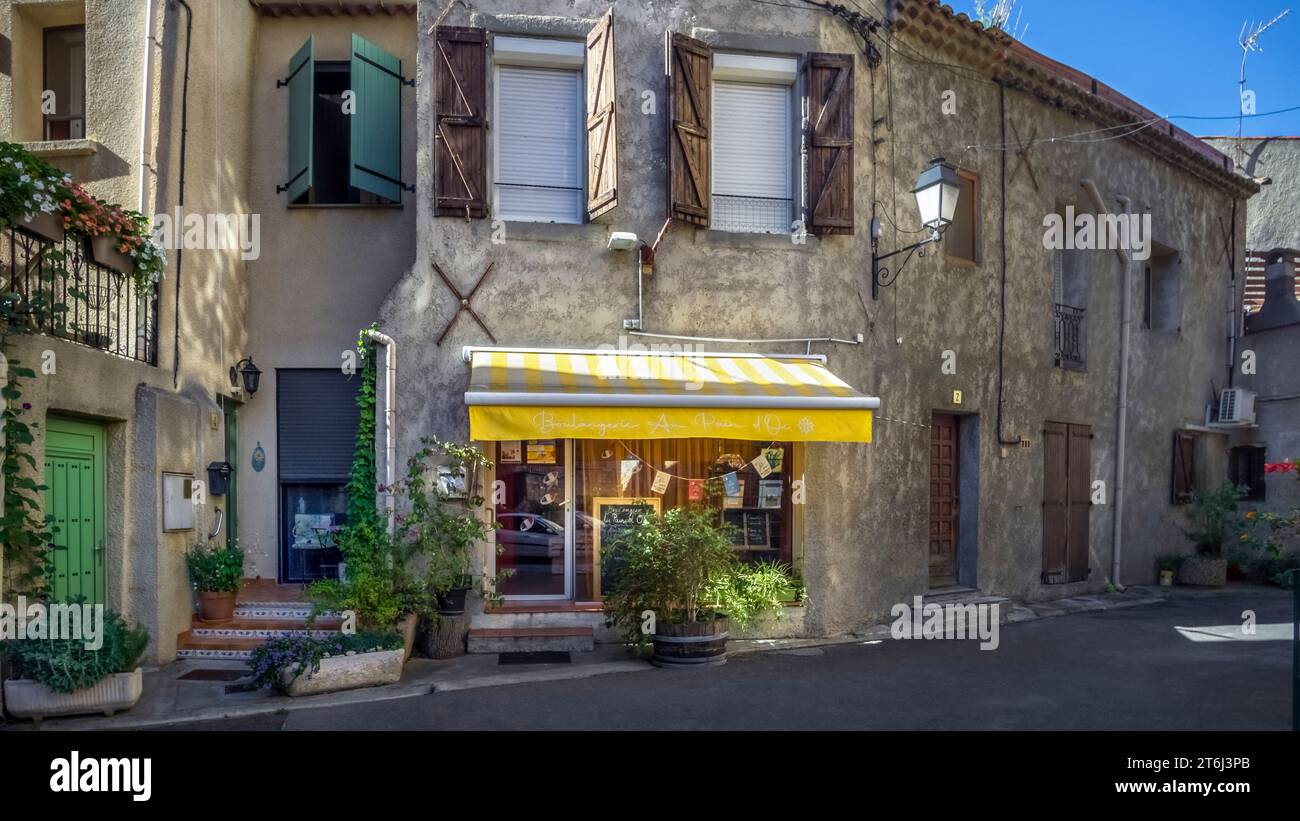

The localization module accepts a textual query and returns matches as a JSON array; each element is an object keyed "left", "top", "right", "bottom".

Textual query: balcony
[
  {"left": 2, "top": 227, "right": 159, "bottom": 365},
  {"left": 1053, "top": 302, "right": 1086, "bottom": 371}
]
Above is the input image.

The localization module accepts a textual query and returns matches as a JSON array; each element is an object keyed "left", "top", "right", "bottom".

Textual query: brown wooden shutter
[
  {"left": 1066, "top": 424, "right": 1092, "bottom": 583},
  {"left": 666, "top": 32, "right": 710, "bottom": 226},
  {"left": 806, "top": 52, "right": 854, "bottom": 235},
  {"left": 434, "top": 26, "right": 487, "bottom": 218},
  {"left": 1042, "top": 421, "right": 1068, "bottom": 583},
  {"left": 586, "top": 11, "right": 619, "bottom": 220},
  {"left": 1171, "top": 430, "right": 1196, "bottom": 504}
]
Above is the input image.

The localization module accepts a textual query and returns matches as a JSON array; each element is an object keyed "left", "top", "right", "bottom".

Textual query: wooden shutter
[
  {"left": 666, "top": 32, "right": 710, "bottom": 226},
  {"left": 1042, "top": 421, "right": 1068, "bottom": 583},
  {"left": 434, "top": 26, "right": 487, "bottom": 218},
  {"left": 1066, "top": 424, "right": 1091, "bottom": 583},
  {"left": 1171, "top": 430, "right": 1196, "bottom": 504},
  {"left": 286, "top": 36, "right": 315, "bottom": 202},
  {"left": 586, "top": 11, "right": 618, "bottom": 220},
  {"left": 806, "top": 52, "right": 854, "bottom": 235},
  {"left": 349, "top": 34, "right": 404, "bottom": 202}
]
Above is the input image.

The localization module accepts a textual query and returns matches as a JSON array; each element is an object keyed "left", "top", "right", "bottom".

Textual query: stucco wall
[
  {"left": 1, "top": 0, "right": 257, "bottom": 662},
  {"left": 362, "top": 0, "right": 1252, "bottom": 636},
  {"left": 236, "top": 12, "right": 417, "bottom": 580}
]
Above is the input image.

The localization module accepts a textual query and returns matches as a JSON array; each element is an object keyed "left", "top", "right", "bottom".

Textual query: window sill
[
  {"left": 498, "top": 220, "right": 609, "bottom": 244},
  {"left": 693, "top": 229, "right": 817, "bottom": 251},
  {"left": 21, "top": 139, "right": 100, "bottom": 158},
  {"left": 287, "top": 202, "right": 403, "bottom": 210}
]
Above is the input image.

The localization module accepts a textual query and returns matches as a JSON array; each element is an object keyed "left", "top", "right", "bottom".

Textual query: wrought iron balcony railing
[
  {"left": 1053, "top": 302, "right": 1086, "bottom": 370},
  {"left": 2, "top": 227, "right": 159, "bottom": 365}
]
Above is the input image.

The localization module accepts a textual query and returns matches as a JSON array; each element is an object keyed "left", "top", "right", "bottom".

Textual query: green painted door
[{"left": 43, "top": 418, "right": 106, "bottom": 605}]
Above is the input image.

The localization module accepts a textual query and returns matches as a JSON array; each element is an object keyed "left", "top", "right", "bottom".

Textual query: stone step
[
  {"left": 467, "top": 627, "right": 595, "bottom": 654},
  {"left": 232, "top": 603, "right": 319, "bottom": 619},
  {"left": 175, "top": 632, "right": 266, "bottom": 660}
]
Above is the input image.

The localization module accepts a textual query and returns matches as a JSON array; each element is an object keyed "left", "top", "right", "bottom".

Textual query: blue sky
[{"left": 974, "top": 0, "right": 1300, "bottom": 136}]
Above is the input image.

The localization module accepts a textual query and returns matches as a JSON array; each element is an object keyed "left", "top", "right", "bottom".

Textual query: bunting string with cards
[{"left": 613, "top": 439, "right": 782, "bottom": 495}]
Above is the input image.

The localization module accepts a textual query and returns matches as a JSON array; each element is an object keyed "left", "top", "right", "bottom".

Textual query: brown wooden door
[
  {"left": 1043, "top": 421, "right": 1091, "bottom": 584},
  {"left": 929, "top": 413, "right": 959, "bottom": 587}
]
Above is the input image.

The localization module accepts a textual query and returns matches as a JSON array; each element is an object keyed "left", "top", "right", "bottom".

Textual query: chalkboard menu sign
[
  {"left": 722, "top": 510, "right": 746, "bottom": 545},
  {"left": 593, "top": 497, "right": 660, "bottom": 596},
  {"left": 744, "top": 512, "right": 770, "bottom": 548}
]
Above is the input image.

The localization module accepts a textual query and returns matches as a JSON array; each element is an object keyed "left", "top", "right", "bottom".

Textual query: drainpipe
[
  {"left": 171, "top": 0, "right": 193, "bottom": 389},
  {"left": 1082, "top": 179, "right": 1131, "bottom": 589},
  {"left": 363, "top": 329, "right": 397, "bottom": 535},
  {"left": 137, "top": 0, "right": 157, "bottom": 212}
]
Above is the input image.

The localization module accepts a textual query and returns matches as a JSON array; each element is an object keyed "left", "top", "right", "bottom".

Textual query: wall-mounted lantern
[
  {"left": 229, "top": 356, "right": 262, "bottom": 396},
  {"left": 871, "top": 157, "right": 962, "bottom": 300}
]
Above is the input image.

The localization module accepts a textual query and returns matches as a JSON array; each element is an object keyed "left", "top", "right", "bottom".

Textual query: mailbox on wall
[{"left": 207, "top": 462, "right": 233, "bottom": 496}]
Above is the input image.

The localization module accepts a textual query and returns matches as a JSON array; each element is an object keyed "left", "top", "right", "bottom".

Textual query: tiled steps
[
  {"left": 466, "top": 627, "right": 595, "bottom": 654},
  {"left": 176, "top": 597, "right": 341, "bottom": 660}
]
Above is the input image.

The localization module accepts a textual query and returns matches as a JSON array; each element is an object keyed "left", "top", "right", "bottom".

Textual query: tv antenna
[{"left": 1235, "top": 8, "right": 1290, "bottom": 169}]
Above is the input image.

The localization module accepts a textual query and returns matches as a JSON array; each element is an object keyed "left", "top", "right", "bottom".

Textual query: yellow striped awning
[{"left": 463, "top": 347, "right": 878, "bottom": 443}]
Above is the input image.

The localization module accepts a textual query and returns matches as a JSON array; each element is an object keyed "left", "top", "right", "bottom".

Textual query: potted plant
[
  {"left": 604, "top": 507, "right": 789, "bottom": 668},
  {"left": 1178, "top": 481, "right": 1244, "bottom": 587},
  {"left": 1154, "top": 554, "right": 1184, "bottom": 587},
  {"left": 0, "top": 142, "right": 72, "bottom": 242},
  {"left": 2, "top": 609, "right": 149, "bottom": 722},
  {"left": 398, "top": 438, "right": 496, "bottom": 615},
  {"left": 246, "top": 630, "right": 405, "bottom": 697},
  {"left": 186, "top": 541, "right": 245, "bottom": 622}
]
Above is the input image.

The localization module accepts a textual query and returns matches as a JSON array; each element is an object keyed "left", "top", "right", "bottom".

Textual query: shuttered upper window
[
  {"left": 493, "top": 37, "right": 585, "bottom": 224},
  {"left": 283, "top": 34, "right": 406, "bottom": 205},
  {"left": 711, "top": 54, "right": 796, "bottom": 235}
]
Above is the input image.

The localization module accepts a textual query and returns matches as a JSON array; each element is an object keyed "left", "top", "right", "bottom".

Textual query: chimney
[{"left": 1245, "top": 248, "right": 1300, "bottom": 333}]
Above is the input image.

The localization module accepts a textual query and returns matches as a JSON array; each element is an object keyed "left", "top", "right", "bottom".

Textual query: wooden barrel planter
[{"left": 651, "top": 615, "right": 729, "bottom": 668}]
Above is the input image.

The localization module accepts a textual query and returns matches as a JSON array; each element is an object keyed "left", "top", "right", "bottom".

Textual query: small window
[
  {"left": 283, "top": 35, "right": 405, "bottom": 206},
  {"left": 1229, "top": 446, "right": 1266, "bottom": 502},
  {"left": 1144, "top": 244, "right": 1181, "bottom": 332},
  {"left": 492, "top": 37, "right": 585, "bottom": 224},
  {"left": 43, "top": 25, "right": 86, "bottom": 140},
  {"left": 711, "top": 53, "right": 797, "bottom": 235},
  {"left": 943, "top": 169, "right": 980, "bottom": 264}
]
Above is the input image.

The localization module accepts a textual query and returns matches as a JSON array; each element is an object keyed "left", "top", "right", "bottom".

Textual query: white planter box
[
  {"left": 281, "top": 649, "right": 404, "bottom": 697},
  {"left": 3, "top": 668, "right": 143, "bottom": 721}
]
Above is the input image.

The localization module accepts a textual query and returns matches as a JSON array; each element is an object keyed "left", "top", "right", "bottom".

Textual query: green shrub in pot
[{"left": 3, "top": 607, "right": 149, "bottom": 694}]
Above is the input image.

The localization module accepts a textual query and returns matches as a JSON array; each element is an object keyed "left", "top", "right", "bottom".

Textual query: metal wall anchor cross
[{"left": 434, "top": 260, "right": 497, "bottom": 346}]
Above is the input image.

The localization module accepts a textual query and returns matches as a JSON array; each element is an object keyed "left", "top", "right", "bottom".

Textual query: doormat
[
  {"left": 177, "top": 669, "right": 246, "bottom": 682},
  {"left": 498, "top": 651, "right": 572, "bottom": 665}
]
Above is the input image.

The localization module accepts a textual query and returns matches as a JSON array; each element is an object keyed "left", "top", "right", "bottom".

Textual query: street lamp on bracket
[{"left": 871, "top": 157, "right": 962, "bottom": 300}]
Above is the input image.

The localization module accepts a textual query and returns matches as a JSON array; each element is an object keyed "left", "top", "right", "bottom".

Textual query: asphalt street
[{"left": 157, "top": 587, "right": 1295, "bottom": 731}]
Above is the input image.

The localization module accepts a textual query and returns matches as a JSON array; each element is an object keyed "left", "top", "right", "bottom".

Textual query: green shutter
[
  {"left": 287, "top": 36, "right": 315, "bottom": 202},
  {"left": 349, "top": 33, "right": 403, "bottom": 202}
]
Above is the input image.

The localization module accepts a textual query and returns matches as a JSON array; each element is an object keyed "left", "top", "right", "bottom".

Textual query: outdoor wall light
[
  {"left": 229, "top": 356, "right": 262, "bottom": 396},
  {"left": 607, "top": 231, "right": 639, "bottom": 251},
  {"left": 871, "top": 156, "right": 961, "bottom": 300}
]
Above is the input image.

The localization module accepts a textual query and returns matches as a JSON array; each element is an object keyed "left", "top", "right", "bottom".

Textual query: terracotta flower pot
[
  {"left": 197, "top": 590, "right": 237, "bottom": 623},
  {"left": 17, "top": 211, "right": 65, "bottom": 243},
  {"left": 86, "top": 235, "right": 135, "bottom": 275}
]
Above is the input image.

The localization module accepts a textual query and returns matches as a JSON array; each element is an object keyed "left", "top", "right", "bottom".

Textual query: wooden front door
[
  {"left": 1043, "top": 421, "right": 1091, "bottom": 584},
  {"left": 43, "top": 418, "right": 107, "bottom": 605},
  {"left": 929, "top": 413, "right": 959, "bottom": 587}
]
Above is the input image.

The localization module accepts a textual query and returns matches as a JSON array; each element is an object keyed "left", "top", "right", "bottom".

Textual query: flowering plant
[
  {"left": 0, "top": 142, "right": 72, "bottom": 227},
  {"left": 1, "top": 143, "right": 164, "bottom": 294},
  {"left": 246, "top": 631, "right": 404, "bottom": 694}
]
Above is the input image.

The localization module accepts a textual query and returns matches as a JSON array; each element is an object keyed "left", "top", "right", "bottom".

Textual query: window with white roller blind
[
  {"left": 711, "top": 53, "right": 797, "bottom": 235},
  {"left": 493, "top": 37, "right": 585, "bottom": 224}
]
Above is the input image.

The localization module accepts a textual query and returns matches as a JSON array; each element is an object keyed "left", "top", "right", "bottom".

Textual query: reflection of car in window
[{"left": 495, "top": 513, "right": 566, "bottom": 575}]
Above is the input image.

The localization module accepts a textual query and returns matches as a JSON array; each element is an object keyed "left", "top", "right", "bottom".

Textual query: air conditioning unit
[{"left": 1218, "top": 388, "right": 1257, "bottom": 425}]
